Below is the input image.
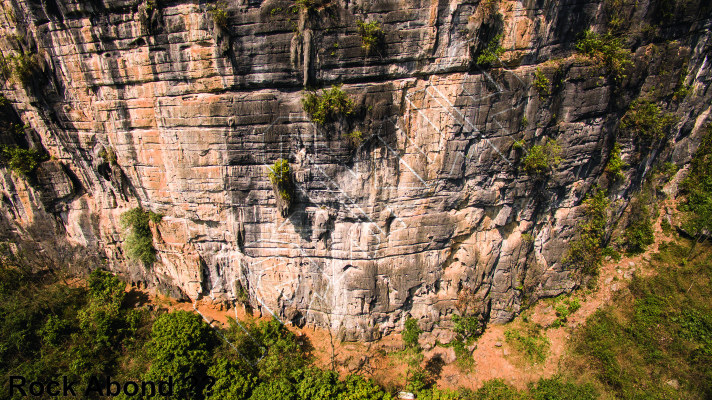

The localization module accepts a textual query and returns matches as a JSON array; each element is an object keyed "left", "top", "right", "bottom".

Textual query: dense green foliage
[
  {"left": 575, "top": 30, "right": 631, "bottom": 79},
  {"left": 619, "top": 100, "right": 676, "bottom": 142},
  {"left": 605, "top": 142, "right": 627, "bottom": 179},
  {"left": 120, "top": 207, "right": 163, "bottom": 265},
  {"left": 0, "top": 144, "right": 47, "bottom": 175},
  {"left": 451, "top": 314, "right": 481, "bottom": 340},
  {"left": 145, "top": 311, "right": 217, "bottom": 398},
  {"left": 679, "top": 124, "right": 712, "bottom": 254},
  {"left": 301, "top": 85, "right": 355, "bottom": 125},
  {"left": 477, "top": 35, "right": 505, "bottom": 65},
  {"left": 565, "top": 189, "right": 610, "bottom": 276},
  {"left": 402, "top": 317, "right": 423, "bottom": 348},
  {"left": 457, "top": 377, "right": 597, "bottom": 400},
  {"left": 0, "top": 253, "right": 152, "bottom": 399},
  {"left": 533, "top": 68, "right": 550, "bottom": 98},
  {"left": 357, "top": 20, "right": 384, "bottom": 53},
  {"left": 573, "top": 240, "right": 712, "bottom": 398},
  {"left": 522, "top": 139, "right": 561, "bottom": 175}
]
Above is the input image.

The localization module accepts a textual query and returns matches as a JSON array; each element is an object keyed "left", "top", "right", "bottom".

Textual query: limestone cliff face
[{"left": 0, "top": 0, "right": 710, "bottom": 340}]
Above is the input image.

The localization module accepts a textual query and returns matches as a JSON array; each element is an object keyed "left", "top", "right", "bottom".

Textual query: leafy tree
[
  {"left": 533, "top": 68, "right": 550, "bottom": 98},
  {"left": 145, "top": 310, "right": 216, "bottom": 399},
  {"left": 249, "top": 377, "right": 297, "bottom": 400},
  {"left": 206, "top": 358, "right": 258, "bottom": 399},
  {"left": 0, "top": 144, "right": 47, "bottom": 175},
  {"left": 339, "top": 375, "right": 392, "bottom": 400},
  {"left": 294, "top": 368, "right": 343, "bottom": 399},
  {"left": 605, "top": 142, "right": 627, "bottom": 179},
  {"left": 402, "top": 317, "right": 422, "bottom": 348},
  {"left": 248, "top": 317, "right": 311, "bottom": 380}
]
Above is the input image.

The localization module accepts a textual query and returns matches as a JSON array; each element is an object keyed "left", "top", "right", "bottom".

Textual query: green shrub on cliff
[
  {"left": 268, "top": 159, "right": 293, "bottom": 203},
  {"left": 0, "top": 144, "right": 47, "bottom": 175},
  {"left": 522, "top": 139, "right": 561, "bottom": 175},
  {"left": 575, "top": 30, "right": 630, "bottom": 80},
  {"left": 120, "top": 207, "right": 162, "bottom": 266},
  {"left": 619, "top": 100, "right": 676, "bottom": 142},
  {"left": 605, "top": 142, "right": 627, "bottom": 179},
  {"left": 301, "top": 85, "right": 354, "bottom": 125},
  {"left": 533, "top": 68, "right": 551, "bottom": 98},
  {"left": 679, "top": 124, "right": 712, "bottom": 258},
  {"left": 207, "top": 2, "right": 228, "bottom": 29},
  {"left": 477, "top": 35, "right": 505, "bottom": 66},
  {"left": 564, "top": 188, "right": 610, "bottom": 276},
  {"left": 357, "top": 20, "right": 384, "bottom": 53}
]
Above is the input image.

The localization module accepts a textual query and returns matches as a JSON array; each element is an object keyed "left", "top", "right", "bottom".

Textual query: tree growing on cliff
[
  {"left": 522, "top": 139, "right": 561, "bottom": 175},
  {"left": 120, "top": 207, "right": 163, "bottom": 266},
  {"left": 357, "top": 20, "right": 384, "bottom": 54},
  {"left": 575, "top": 30, "right": 631, "bottom": 80},
  {"left": 564, "top": 188, "right": 610, "bottom": 276}
]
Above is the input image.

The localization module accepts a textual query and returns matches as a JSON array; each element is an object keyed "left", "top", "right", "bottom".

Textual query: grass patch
[
  {"left": 572, "top": 239, "right": 712, "bottom": 398},
  {"left": 504, "top": 323, "right": 550, "bottom": 364},
  {"left": 301, "top": 84, "right": 355, "bottom": 125}
]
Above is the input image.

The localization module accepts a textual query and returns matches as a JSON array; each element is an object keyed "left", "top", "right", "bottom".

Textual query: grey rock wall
[{"left": 0, "top": 0, "right": 711, "bottom": 340}]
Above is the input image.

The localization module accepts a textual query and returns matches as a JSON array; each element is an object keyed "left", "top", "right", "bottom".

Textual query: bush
[
  {"left": 301, "top": 85, "right": 355, "bottom": 125},
  {"left": 623, "top": 194, "right": 655, "bottom": 255},
  {"left": 477, "top": 35, "right": 505, "bottom": 65},
  {"left": 357, "top": 20, "right": 384, "bottom": 53},
  {"left": 0, "top": 145, "right": 47, "bottom": 175},
  {"left": 619, "top": 100, "right": 676, "bottom": 142},
  {"left": 268, "top": 159, "right": 293, "bottom": 203},
  {"left": 575, "top": 30, "right": 631, "bottom": 80},
  {"left": 206, "top": 358, "right": 257, "bottom": 399},
  {"left": 207, "top": 2, "right": 228, "bottom": 29},
  {"left": 533, "top": 68, "right": 550, "bottom": 98},
  {"left": 565, "top": 189, "right": 610, "bottom": 276},
  {"left": 402, "top": 317, "right": 422, "bottom": 348},
  {"left": 522, "top": 139, "right": 561, "bottom": 175},
  {"left": 346, "top": 130, "right": 363, "bottom": 147},
  {"left": 452, "top": 314, "right": 481, "bottom": 340},
  {"left": 605, "top": 142, "right": 627, "bottom": 179},
  {"left": 120, "top": 207, "right": 162, "bottom": 265},
  {"left": 145, "top": 311, "right": 216, "bottom": 398},
  {"left": 5, "top": 52, "right": 43, "bottom": 86}
]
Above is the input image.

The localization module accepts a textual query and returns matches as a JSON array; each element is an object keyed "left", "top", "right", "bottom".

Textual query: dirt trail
[{"left": 130, "top": 205, "right": 672, "bottom": 391}]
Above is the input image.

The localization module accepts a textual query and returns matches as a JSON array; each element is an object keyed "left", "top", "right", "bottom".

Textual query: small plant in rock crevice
[
  {"left": 0, "top": 144, "right": 48, "bottom": 175},
  {"left": 268, "top": 159, "right": 293, "bottom": 203},
  {"left": 357, "top": 20, "right": 384, "bottom": 54},
  {"left": 476, "top": 34, "right": 505, "bottom": 66},
  {"left": 207, "top": 2, "right": 228, "bottom": 30},
  {"left": 534, "top": 67, "right": 551, "bottom": 98}
]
